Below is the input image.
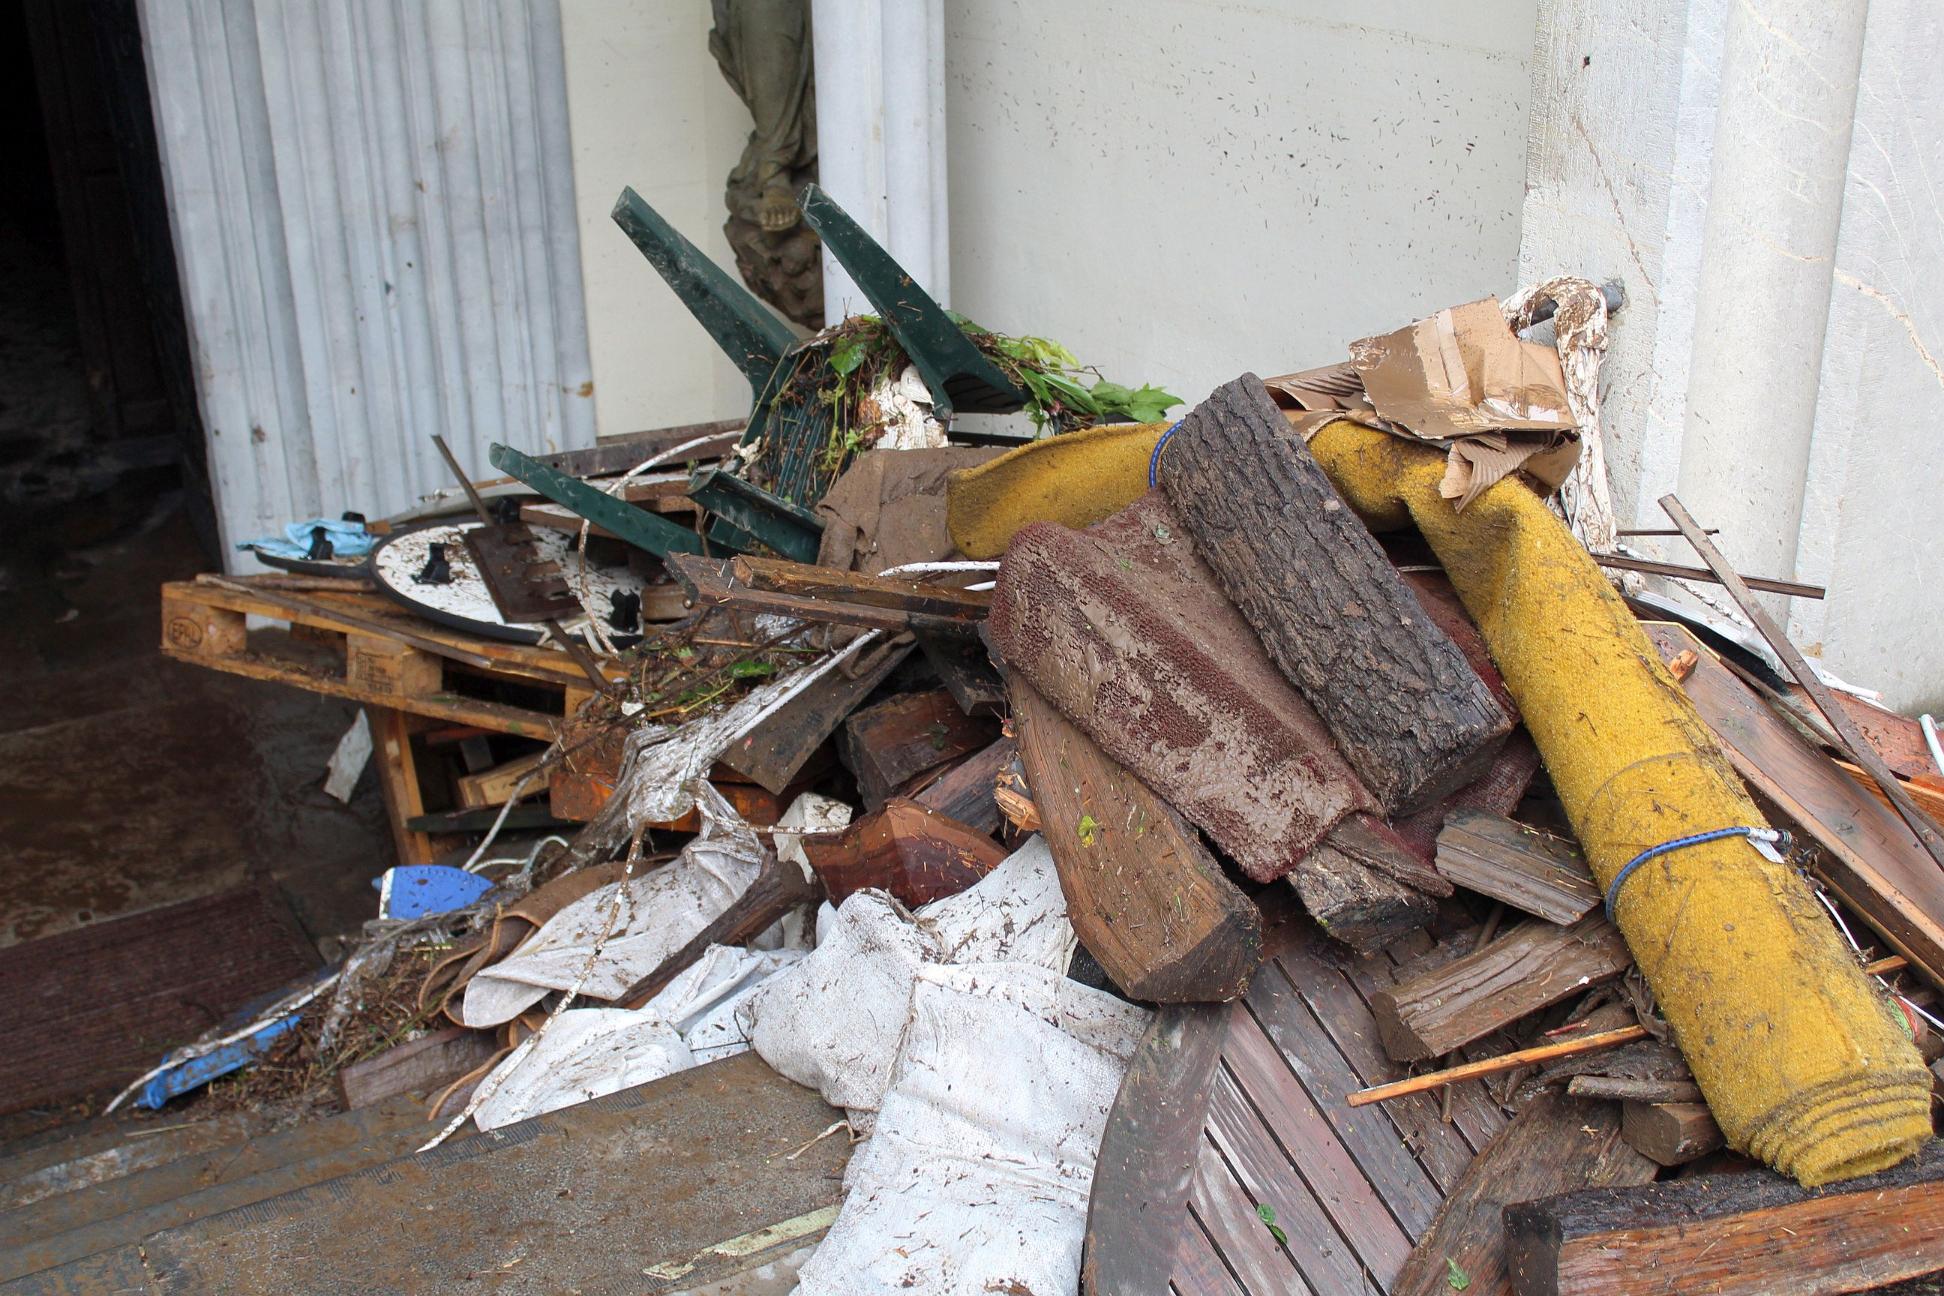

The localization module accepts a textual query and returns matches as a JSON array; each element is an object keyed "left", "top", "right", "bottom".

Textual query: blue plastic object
[
  {"left": 375, "top": 864, "right": 495, "bottom": 921},
  {"left": 134, "top": 1013, "right": 303, "bottom": 1110}
]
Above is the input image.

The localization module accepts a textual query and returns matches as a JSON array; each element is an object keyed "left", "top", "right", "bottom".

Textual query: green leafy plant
[
  {"left": 1256, "top": 1203, "right": 1287, "bottom": 1246},
  {"left": 1445, "top": 1258, "right": 1471, "bottom": 1291},
  {"left": 1076, "top": 813, "right": 1101, "bottom": 847}
]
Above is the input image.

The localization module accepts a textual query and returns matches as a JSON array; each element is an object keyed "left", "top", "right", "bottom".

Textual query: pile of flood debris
[{"left": 130, "top": 188, "right": 1944, "bottom": 1296}]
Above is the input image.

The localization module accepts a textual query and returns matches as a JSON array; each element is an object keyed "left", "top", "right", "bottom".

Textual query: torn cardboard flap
[{"left": 1342, "top": 297, "right": 1582, "bottom": 509}]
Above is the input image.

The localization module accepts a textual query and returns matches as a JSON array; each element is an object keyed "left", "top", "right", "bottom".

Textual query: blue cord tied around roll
[
  {"left": 1147, "top": 420, "right": 1185, "bottom": 487},
  {"left": 1604, "top": 826, "right": 1793, "bottom": 922}
]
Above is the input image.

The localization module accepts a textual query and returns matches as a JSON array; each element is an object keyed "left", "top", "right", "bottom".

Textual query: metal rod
[
  {"left": 1589, "top": 552, "right": 1824, "bottom": 599},
  {"left": 1659, "top": 494, "right": 1944, "bottom": 872}
]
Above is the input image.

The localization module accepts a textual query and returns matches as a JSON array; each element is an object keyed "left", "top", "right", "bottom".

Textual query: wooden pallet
[{"left": 161, "top": 577, "right": 624, "bottom": 741}]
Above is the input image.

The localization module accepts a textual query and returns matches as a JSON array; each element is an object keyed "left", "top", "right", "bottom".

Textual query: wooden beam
[
  {"left": 1435, "top": 810, "right": 1600, "bottom": 924},
  {"left": 617, "top": 850, "right": 822, "bottom": 1010},
  {"left": 1288, "top": 823, "right": 1440, "bottom": 955},
  {"left": 1505, "top": 1140, "right": 1944, "bottom": 1296},
  {"left": 1159, "top": 373, "right": 1513, "bottom": 814},
  {"left": 1619, "top": 1100, "right": 1723, "bottom": 1166},
  {"left": 1565, "top": 1075, "right": 1704, "bottom": 1105},
  {"left": 798, "top": 798, "right": 1008, "bottom": 908},
  {"left": 665, "top": 552, "right": 989, "bottom": 632},
  {"left": 1371, "top": 915, "right": 1633, "bottom": 1062},
  {"left": 455, "top": 750, "right": 551, "bottom": 810},
  {"left": 840, "top": 689, "right": 1001, "bottom": 812},
  {"left": 1391, "top": 1090, "right": 1657, "bottom": 1296},
  {"left": 337, "top": 1026, "right": 498, "bottom": 1110},
  {"left": 714, "top": 640, "right": 912, "bottom": 795},
  {"left": 1661, "top": 494, "right": 1944, "bottom": 872},
  {"left": 911, "top": 737, "right": 1015, "bottom": 836},
  {"left": 1012, "top": 676, "right": 1261, "bottom": 1002}
]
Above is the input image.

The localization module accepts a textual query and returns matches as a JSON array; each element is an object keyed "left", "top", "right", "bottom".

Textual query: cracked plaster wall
[{"left": 1521, "top": 0, "right": 1944, "bottom": 711}]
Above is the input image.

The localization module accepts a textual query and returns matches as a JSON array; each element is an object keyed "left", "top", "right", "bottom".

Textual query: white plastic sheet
[
  {"left": 741, "top": 836, "right": 1078, "bottom": 1120},
  {"left": 471, "top": 944, "right": 804, "bottom": 1131},
  {"left": 461, "top": 784, "right": 764, "bottom": 1027},
  {"left": 793, "top": 962, "right": 1149, "bottom": 1296}
]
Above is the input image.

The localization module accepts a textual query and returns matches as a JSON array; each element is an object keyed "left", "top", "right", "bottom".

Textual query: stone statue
[{"left": 710, "top": 0, "right": 822, "bottom": 329}]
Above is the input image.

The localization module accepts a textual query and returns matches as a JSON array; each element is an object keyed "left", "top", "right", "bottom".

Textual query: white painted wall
[
  {"left": 1521, "top": 0, "right": 1944, "bottom": 710},
  {"left": 559, "top": 0, "right": 754, "bottom": 436},
  {"left": 940, "top": 0, "right": 1540, "bottom": 409}
]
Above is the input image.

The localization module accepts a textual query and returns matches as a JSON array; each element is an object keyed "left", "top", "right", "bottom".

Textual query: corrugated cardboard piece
[{"left": 1266, "top": 297, "right": 1582, "bottom": 510}]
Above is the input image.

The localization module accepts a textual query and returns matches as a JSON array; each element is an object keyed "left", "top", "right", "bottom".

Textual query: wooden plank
[
  {"left": 368, "top": 706, "right": 436, "bottom": 865},
  {"left": 1588, "top": 551, "right": 1825, "bottom": 598},
  {"left": 1619, "top": 1100, "right": 1722, "bottom": 1166},
  {"left": 161, "top": 586, "right": 246, "bottom": 658},
  {"left": 1086, "top": 1005, "right": 1229, "bottom": 1296},
  {"left": 1371, "top": 916, "right": 1633, "bottom": 1062},
  {"left": 799, "top": 798, "right": 1008, "bottom": 908},
  {"left": 344, "top": 633, "right": 443, "bottom": 699},
  {"left": 1434, "top": 811, "right": 1599, "bottom": 925},
  {"left": 1160, "top": 374, "right": 1512, "bottom": 814},
  {"left": 1564, "top": 1075, "right": 1703, "bottom": 1104},
  {"left": 1241, "top": 973, "right": 1444, "bottom": 1240},
  {"left": 1661, "top": 494, "right": 1944, "bottom": 871},
  {"left": 717, "top": 641, "right": 914, "bottom": 795},
  {"left": 1646, "top": 623, "right": 1944, "bottom": 987},
  {"left": 911, "top": 737, "right": 1014, "bottom": 836},
  {"left": 1170, "top": 1215, "right": 1247, "bottom": 1296},
  {"left": 665, "top": 552, "right": 987, "bottom": 632},
  {"left": 1188, "top": 1134, "right": 1312, "bottom": 1296},
  {"left": 1390, "top": 1090, "right": 1656, "bottom": 1296},
  {"left": 529, "top": 418, "right": 742, "bottom": 477},
  {"left": 455, "top": 750, "right": 551, "bottom": 809},
  {"left": 840, "top": 689, "right": 1000, "bottom": 811},
  {"left": 1013, "top": 677, "right": 1261, "bottom": 1002},
  {"left": 1289, "top": 817, "right": 1441, "bottom": 954},
  {"left": 1269, "top": 926, "right": 1494, "bottom": 1192},
  {"left": 1204, "top": 1066, "right": 1382, "bottom": 1296},
  {"left": 1837, "top": 759, "right": 1944, "bottom": 829},
  {"left": 1220, "top": 1009, "right": 1414, "bottom": 1285},
  {"left": 1504, "top": 1139, "right": 1944, "bottom": 1296},
  {"left": 336, "top": 1027, "right": 498, "bottom": 1110}
]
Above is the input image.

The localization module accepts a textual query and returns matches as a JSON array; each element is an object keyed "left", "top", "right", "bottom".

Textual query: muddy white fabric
[
  {"left": 460, "top": 784, "right": 765, "bottom": 1027},
  {"left": 470, "top": 944, "right": 804, "bottom": 1130},
  {"left": 741, "top": 835, "right": 1077, "bottom": 1120},
  {"left": 793, "top": 962, "right": 1149, "bottom": 1296}
]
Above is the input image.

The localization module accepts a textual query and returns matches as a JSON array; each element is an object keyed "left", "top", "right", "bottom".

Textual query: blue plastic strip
[
  {"left": 1603, "top": 826, "right": 1790, "bottom": 923},
  {"left": 1147, "top": 420, "right": 1185, "bottom": 488}
]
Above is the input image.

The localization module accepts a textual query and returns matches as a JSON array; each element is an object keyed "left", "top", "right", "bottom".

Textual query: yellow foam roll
[
  {"left": 945, "top": 422, "right": 1165, "bottom": 559},
  {"left": 1305, "top": 417, "right": 1929, "bottom": 1186}
]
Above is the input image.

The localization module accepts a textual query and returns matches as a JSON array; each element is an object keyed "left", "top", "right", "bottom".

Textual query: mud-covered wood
[
  {"left": 1504, "top": 1139, "right": 1944, "bottom": 1296},
  {"left": 1290, "top": 816, "right": 1443, "bottom": 955},
  {"left": 1435, "top": 810, "right": 1599, "bottom": 924},
  {"left": 1083, "top": 1004, "right": 1229, "bottom": 1296},
  {"left": 1620, "top": 1100, "right": 1722, "bottom": 1166},
  {"left": 1012, "top": 677, "right": 1261, "bottom": 1001},
  {"left": 337, "top": 1027, "right": 497, "bottom": 1110},
  {"left": 1159, "top": 374, "right": 1512, "bottom": 814},
  {"left": 799, "top": 797, "right": 1007, "bottom": 908},
  {"left": 1392, "top": 1090, "right": 1656, "bottom": 1296},
  {"left": 718, "top": 639, "right": 911, "bottom": 795},
  {"left": 1564, "top": 1075, "right": 1702, "bottom": 1105},
  {"left": 1372, "top": 915, "right": 1633, "bottom": 1062},
  {"left": 841, "top": 688, "right": 1000, "bottom": 811}
]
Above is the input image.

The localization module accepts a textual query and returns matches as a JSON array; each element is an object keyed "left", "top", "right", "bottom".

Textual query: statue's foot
[{"left": 759, "top": 187, "right": 801, "bottom": 233}]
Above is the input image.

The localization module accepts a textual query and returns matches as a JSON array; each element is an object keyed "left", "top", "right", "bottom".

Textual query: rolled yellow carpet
[
  {"left": 946, "top": 422, "right": 1165, "bottom": 559},
  {"left": 1306, "top": 417, "right": 1930, "bottom": 1186}
]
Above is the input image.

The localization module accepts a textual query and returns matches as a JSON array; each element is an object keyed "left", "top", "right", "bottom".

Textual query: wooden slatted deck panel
[{"left": 1093, "top": 905, "right": 1511, "bottom": 1296}]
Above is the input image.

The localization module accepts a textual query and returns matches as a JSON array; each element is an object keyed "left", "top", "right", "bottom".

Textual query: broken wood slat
[
  {"left": 1170, "top": 1217, "right": 1247, "bottom": 1296},
  {"left": 1661, "top": 494, "right": 1944, "bottom": 872},
  {"left": 664, "top": 552, "right": 988, "bottom": 631},
  {"left": 528, "top": 418, "right": 743, "bottom": 478},
  {"left": 455, "top": 750, "right": 551, "bottom": 809},
  {"left": 617, "top": 850, "right": 823, "bottom": 1010},
  {"left": 1391, "top": 1090, "right": 1657, "bottom": 1296},
  {"left": 1504, "top": 1140, "right": 1944, "bottom": 1296},
  {"left": 370, "top": 707, "right": 439, "bottom": 865},
  {"left": 799, "top": 797, "right": 1007, "bottom": 908},
  {"left": 841, "top": 689, "right": 1000, "bottom": 811},
  {"left": 911, "top": 617, "right": 1005, "bottom": 715},
  {"left": 547, "top": 729, "right": 800, "bottom": 827},
  {"left": 1084, "top": 1004, "right": 1229, "bottom": 1296},
  {"left": 1588, "top": 551, "right": 1825, "bottom": 599},
  {"left": 1288, "top": 826, "right": 1439, "bottom": 955},
  {"left": 336, "top": 1027, "right": 498, "bottom": 1110},
  {"left": 1012, "top": 677, "right": 1260, "bottom": 1002},
  {"left": 1189, "top": 1132, "right": 1316, "bottom": 1295},
  {"left": 1434, "top": 811, "right": 1599, "bottom": 925},
  {"left": 1159, "top": 374, "right": 1512, "bottom": 814},
  {"left": 1564, "top": 1075, "right": 1703, "bottom": 1105},
  {"left": 911, "top": 737, "right": 1015, "bottom": 836},
  {"left": 1836, "top": 759, "right": 1944, "bottom": 828},
  {"left": 1646, "top": 623, "right": 1944, "bottom": 988},
  {"left": 1620, "top": 1100, "right": 1722, "bottom": 1166},
  {"left": 994, "top": 752, "right": 1041, "bottom": 832},
  {"left": 717, "top": 640, "right": 913, "bottom": 795},
  {"left": 1371, "top": 916, "right": 1634, "bottom": 1062}
]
